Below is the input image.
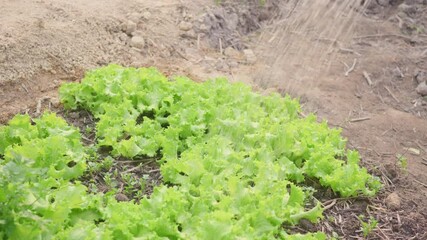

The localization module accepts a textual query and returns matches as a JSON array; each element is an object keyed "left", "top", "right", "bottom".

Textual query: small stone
[
  {"left": 160, "top": 49, "right": 171, "bottom": 58},
  {"left": 179, "top": 21, "right": 193, "bottom": 31},
  {"left": 385, "top": 192, "right": 401, "bottom": 210},
  {"left": 50, "top": 97, "right": 61, "bottom": 108},
  {"left": 142, "top": 11, "right": 151, "bottom": 20},
  {"left": 197, "top": 14, "right": 206, "bottom": 23},
  {"left": 225, "top": 12, "right": 239, "bottom": 30},
  {"left": 120, "top": 22, "right": 127, "bottom": 32},
  {"left": 228, "top": 61, "right": 238, "bottom": 68},
  {"left": 215, "top": 60, "right": 229, "bottom": 71},
  {"left": 299, "top": 219, "right": 316, "bottom": 232},
  {"left": 198, "top": 23, "right": 209, "bottom": 33},
  {"left": 125, "top": 20, "right": 137, "bottom": 35},
  {"left": 259, "top": 9, "right": 270, "bottom": 21},
  {"left": 115, "top": 193, "right": 129, "bottom": 202},
  {"left": 108, "top": 24, "right": 121, "bottom": 33},
  {"left": 415, "top": 70, "right": 427, "bottom": 84},
  {"left": 118, "top": 33, "right": 128, "bottom": 42},
  {"left": 130, "top": 36, "right": 145, "bottom": 49},
  {"left": 185, "top": 14, "right": 194, "bottom": 21},
  {"left": 68, "top": 112, "right": 80, "bottom": 119},
  {"left": 180, "top": 29, "right": 197, "bottom": 39},
  {"left": 243, "top": 49, "right": 257, "bottom": 64},
  {"left": 224, "top": 46, "right": 241, "bottom": 59},
  {"left": 97, "top": 185, "right": 109, "bottom": 193},
  {"left": 128, "top": 12, "right": 141, "bottom": 23},
  {"left": 416, "top": 81, "right": 427, "bottom": 96},
  {"left": 384, "top": 163, "right": 398, "bottom": 179}
]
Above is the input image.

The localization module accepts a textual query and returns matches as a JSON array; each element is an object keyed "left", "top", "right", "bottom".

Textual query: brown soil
[{"left": 1, "top": 0, "right": 427, "bottom": 239}]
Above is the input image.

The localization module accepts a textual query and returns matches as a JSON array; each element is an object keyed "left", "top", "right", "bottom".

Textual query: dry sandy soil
[{"left": 1, "top": 0, "right": 427, "bottom": 239}]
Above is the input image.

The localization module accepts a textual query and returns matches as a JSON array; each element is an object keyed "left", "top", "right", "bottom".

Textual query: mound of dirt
[
  {"left": 192, "top": 0, "right": 285, "bottom": 50},
  {"left": 0, "top": 0, "right": 213, "bottom": 122},
  {"left": 0, "top": 2, "right": 134, "bottom": 84}
]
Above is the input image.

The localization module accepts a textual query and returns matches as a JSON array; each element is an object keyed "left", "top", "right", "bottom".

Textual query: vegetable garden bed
[{"left": 0, "top": 65, "right": 381, "bottom": 239}]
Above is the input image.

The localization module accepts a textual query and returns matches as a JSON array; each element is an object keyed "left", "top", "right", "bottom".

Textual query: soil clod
[
  {"left": 179, "top": 21, "right": 193, "bottom": 32},
  {"left": 243, "top": 49, "right": 257, "bottom": 64},
  {"left": 130, "top": 36, "right": 145, "bottom": 49},
  {"left": 385, "top": 192, "right": 402, "bottom": 210},
  {"left": 416, "top": 81, "right": 427, "bottom": 96}
]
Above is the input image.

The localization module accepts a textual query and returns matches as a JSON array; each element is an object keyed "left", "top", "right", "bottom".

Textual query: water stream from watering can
[{"left": 256, "top": 0, "right": 370, "bottom": 95}]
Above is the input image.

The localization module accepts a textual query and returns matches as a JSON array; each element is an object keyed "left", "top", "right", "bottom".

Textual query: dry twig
[
  {"left": 123, "top": 164, "right": 142, "bottom": 174},
  {"left": 322, "top": 199, "right": 337, "bottom": 210},
  {"left": 21, "top": 83, "right": 29, "bottom": 93},
  {"left": 384, "top": 86, "right": 400, "bottom": 103},
  {"left": 81, "top": 135, "right": 94, "bottom": 143},
  {"left": 413, "top": 179, "right": 427, "bottom": 188},
  {"left": 353, "top": 34, "right": 413, "bottom": 41},
  {"left": 350, "top": 117, "right": 371, "bottom": 123},
  {"left": 36, "top": 99, "right": 43, "bottom": 115},
  {"left": 345, "top": 59, "right": 357, "bottom": 76},
  {"left": 363, "top": 71, "right": 373, "bottom": 86},
  {"left": 415, "top": 141, "right": 427, "bottom": 153},
  {"left": 175, "top": 49, "right": 189, "bottom": 61},
  {"left": 339, "top": 47, "right": 361, "bottom": 56}
]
